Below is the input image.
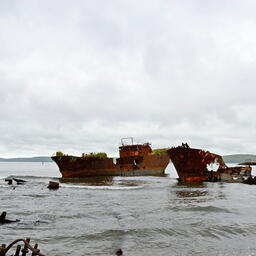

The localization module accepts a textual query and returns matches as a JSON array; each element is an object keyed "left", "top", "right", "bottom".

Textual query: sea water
[{"left": 1, "top": 162, "right": 256, "bottom": 256}]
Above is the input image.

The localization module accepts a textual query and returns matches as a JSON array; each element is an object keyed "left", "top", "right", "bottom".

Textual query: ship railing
[{"left": 121, "top": 137, "right": 134, "bottom": 146}]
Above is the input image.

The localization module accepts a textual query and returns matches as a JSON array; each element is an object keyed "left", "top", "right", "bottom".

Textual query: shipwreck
[
  {"left": 52, "top": 138, "right": 170, "bottom": 178},
  {"left": 167, "top": 143, "right": 252, "bottom": 182}
]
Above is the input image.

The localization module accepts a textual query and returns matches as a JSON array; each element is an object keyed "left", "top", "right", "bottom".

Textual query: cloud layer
[{"left": 1, "top": 0, "right": 256, "bottom": 157}]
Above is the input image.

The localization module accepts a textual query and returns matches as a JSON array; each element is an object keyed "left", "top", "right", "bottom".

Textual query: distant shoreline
[
  {"left": 222, "top": 154, "right": 256, "bottom": 163},
  {"left": 0, "top": 154, "right": 255, "bottom": 163},
  {"left": 0, "top": 157, "right": 53, "bottom": 162}
]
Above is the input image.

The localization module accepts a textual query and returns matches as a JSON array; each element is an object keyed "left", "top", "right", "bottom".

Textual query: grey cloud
[{"left": 0, "top": 0, "right": 256, "bottom": 157}]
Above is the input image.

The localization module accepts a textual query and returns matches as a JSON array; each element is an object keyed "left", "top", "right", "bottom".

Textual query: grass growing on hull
[
  {"left": 54, "top": 152, "right": 108, "bottom": 160},
  {"left": 54, "top": 154, "right": 77, "bottom": 162},
  {"left": 82, "top": 152, "right": 108, "bottom": 158},
  {"left": 55, "top": 151, "right": 65, "bottom": 156},
  {"left": 152, "top": 148, "right": 170, "bottom": 155}
]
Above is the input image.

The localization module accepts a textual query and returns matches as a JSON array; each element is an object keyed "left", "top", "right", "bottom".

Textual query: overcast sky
[{"left": 0, "top": 0, "right": 256, "bottom": 157}]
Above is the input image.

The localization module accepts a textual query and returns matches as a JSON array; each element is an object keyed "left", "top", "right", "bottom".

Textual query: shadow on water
[
  {"left": 174, "top": 180, "right": 207, "bottom": 188},
  {"left": 171, "top": 180, "right": 227, "bottom": 201},
  {"left": 176, "top": 190, "right": 209, "bottom": 198},
  {"left": 172, "top": 180, "right": 209, "bottom": 199}
]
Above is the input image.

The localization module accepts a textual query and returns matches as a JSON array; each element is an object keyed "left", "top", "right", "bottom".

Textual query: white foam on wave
[
  {"left": 60, "top": 184, "right": 144, "bottom": 190},
  {"left": 0, "top": 184, "right": 9, "bottom": 188}
]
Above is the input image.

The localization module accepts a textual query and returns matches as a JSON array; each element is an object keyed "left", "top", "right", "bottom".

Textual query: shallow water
[{"left": 1, "top": 162, "right": 256, "bottom": 256}]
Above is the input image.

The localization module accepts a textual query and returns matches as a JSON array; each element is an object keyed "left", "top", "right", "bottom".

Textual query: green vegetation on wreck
[
  {"left": 54, "top": 151, "right": 108, "bottom": 161},
  {"left": 81, "top": 152, "right": 108, "bottom": 158},
  {"left": 55, "top": 151, "right": 65, "bottom": 157},
  {"left": 54, "top": 152, "right": 76, "bottom": 162},
  {"left": 152, "top": 148, "right": 170, "bottom": 155}
]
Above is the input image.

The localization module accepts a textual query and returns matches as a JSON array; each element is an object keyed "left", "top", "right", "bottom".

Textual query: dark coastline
[
  {"left": 1, "top": 154, "right": 256, "bottom": 163},
  {"left": 0, "top": 156, "right": 53, "bottom": 162}
]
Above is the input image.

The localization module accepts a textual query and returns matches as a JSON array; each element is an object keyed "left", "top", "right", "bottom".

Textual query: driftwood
[
  {"left": 4, "top": 179, "right": 12, "bottom": 185},
  {"left": 4, "top": 178, "right": 27, "bottom": 185},
  {"left": 0, "top": 212, "right": 19, "bottom": 224},
  {"left": 13, "top": 178, "right": 26, "bottom": 184}
]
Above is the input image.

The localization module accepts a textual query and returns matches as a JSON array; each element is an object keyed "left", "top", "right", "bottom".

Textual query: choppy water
[{"left": 1, "top": 162, "right": 256, "bottom": 256}]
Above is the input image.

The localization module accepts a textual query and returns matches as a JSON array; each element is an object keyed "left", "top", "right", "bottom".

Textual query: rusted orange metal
[
  {"left": 52, "top": 140, "right": 170, "bottom": 178},
  {"left": 168, "top": 144, "right": 251, "bottom": 182},
  {"left": 119, "top": 143, "right": 152, "bottom": 158}
]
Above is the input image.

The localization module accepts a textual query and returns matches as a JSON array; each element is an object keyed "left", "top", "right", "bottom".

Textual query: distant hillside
[
  {"left": 223, "top": 154, "right": 256, "bottom": 163},
  {"left": 0, "top": 156, "right": 53, "bottom": 162}
]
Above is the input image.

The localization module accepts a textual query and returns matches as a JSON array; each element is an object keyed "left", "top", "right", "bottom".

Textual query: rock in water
[
  {"left": 116, "top": 249, "right": 123, "bottom": 255},
  {"left": 47, "top": 181, "right": 59, "bottom": 190}
]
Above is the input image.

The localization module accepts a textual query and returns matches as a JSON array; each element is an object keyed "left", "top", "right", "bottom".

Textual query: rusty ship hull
[
  {"left": 52, "top": 154, "right": 169, "bottom": 178},
  {"left": 52, "top": 141, "right": 170, "bottom": 178},
  {"left": 168, "top": 145, "right": 251, "bottom": 182}
]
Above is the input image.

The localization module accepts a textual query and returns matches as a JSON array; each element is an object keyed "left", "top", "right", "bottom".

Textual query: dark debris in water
[
  {"left": 0, "top": 211, "right": 20, "bottom": 224},
  {"left": 4, "top": 177, "right": 27, "bottom": 185},
  {"left": 116, "top": 249, "right": 123, "bottom": 255},
  {"left": 243, "top": 176, "right": 256, "bottom": 185}
]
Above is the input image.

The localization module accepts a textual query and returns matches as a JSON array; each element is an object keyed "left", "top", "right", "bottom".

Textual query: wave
[
  {"left": 60, "top": 184, "right": 144, "bottom": 190},
  {"left": 171, "top": 205, "right": 232, "bottom": 213},
  {"left": 0, "top": 175, "right": 58, "bottom": 180},
  {"left": 185, "top": 205, "right": 232, "bottom": 213},
  {"left": 197, "top": 223, "right": 256, "bottom": 240}
]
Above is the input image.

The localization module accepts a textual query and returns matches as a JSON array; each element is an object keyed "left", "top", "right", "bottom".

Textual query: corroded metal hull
[
  {"left": 168, "top": 145, "right": 251, "bottom": 182},
  {"left": 52, "top": 154, "right": 170, "bottom": 178}
]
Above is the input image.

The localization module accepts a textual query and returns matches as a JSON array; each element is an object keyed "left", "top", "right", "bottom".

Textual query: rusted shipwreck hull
[
  {"left": 167, "top": 144, "right": 251, "bottom": 182},
  {"left": 52, "top": 141, "right": 170, "bottom": 178}
]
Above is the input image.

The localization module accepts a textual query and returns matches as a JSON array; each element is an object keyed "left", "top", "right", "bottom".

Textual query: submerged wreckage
[
  {"left": 0, "top": 237, "right": 45, "bottom": 256},
  {"left": 168, "top": 143, "right": 252, "bottom": 182},
  {"left": 52, "top": 138, "right": 170, "bottom": 178}
]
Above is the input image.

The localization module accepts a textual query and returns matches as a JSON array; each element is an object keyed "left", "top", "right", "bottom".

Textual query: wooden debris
[
  {"left": 4, "top": 179, "right": 12, "bottom": 185},
  {"left": 4, "top": 178, "right": 27, "bottom": 185},
  {"left": 13, "top": 178, "right": 26, "bottom": 184},
  {"left": 0, "top": 212, "right": 19, "bottom": 224}
]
